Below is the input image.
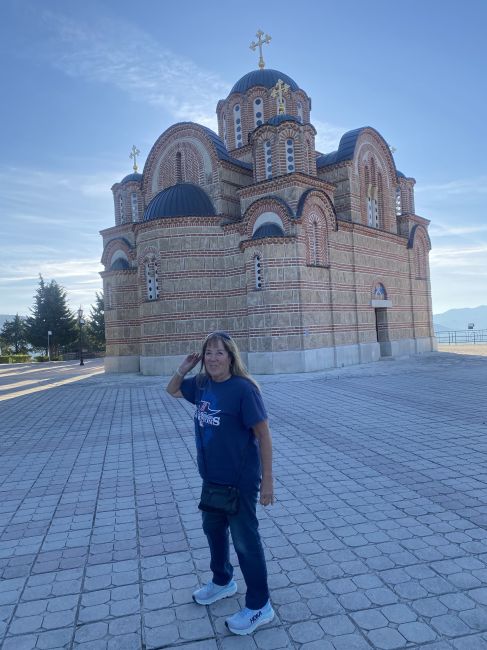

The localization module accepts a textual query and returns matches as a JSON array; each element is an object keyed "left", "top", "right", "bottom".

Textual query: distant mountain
[
  {"left": 434, "top": 305, "right": 487, "bottom": 331},
  {"left": 0, "top": 314, "right": 16, "bottom": 329}
]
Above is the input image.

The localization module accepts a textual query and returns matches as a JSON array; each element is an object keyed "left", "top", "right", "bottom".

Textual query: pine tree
[
  {"left": 25, "top": 275, "right": 77, "bottom": 355},
  {"left": 0, "top": 314, "right": 29, "bottom": 354},
  {"left": 86, "top": 292, "right": 105, "bottom": 351}
]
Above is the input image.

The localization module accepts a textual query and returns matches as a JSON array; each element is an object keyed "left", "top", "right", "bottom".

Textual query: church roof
[
  {"left": 121, "top": 172, "right": 143, "bottom": 184},
  {"left": 253, "top": 223, "right": 285, "bottom": 239},
  {"left": 230, "top": 69, "right": 300, "bottom": 94},
  {"left": 266, "top": 114, "right": 301, "bottom": 127},
  {"left": 316, "top": 128, "right": 367, "bottom": 168},
  {"left": 143, "top": 183, "right": 216, "bottom": 221}
]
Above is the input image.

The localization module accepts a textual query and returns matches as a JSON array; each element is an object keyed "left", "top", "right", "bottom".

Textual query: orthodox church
[{"left": 100, "top": 32, "right": 436, "bottom": 375}]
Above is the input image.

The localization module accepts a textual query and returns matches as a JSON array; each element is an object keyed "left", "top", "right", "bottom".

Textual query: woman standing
[{"left": 166, "top": 331, "right": 274, "bottom": 635}]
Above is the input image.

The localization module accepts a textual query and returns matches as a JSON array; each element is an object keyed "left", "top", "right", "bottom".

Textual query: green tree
[
  {"left": 86, "top": 292, "right": 105, "bottom": 351},
  {"left": 0, "top": 314, "right": 29, "bottom": 354},
  {"left": 25, "top": 275, "right": 77, "bottom": 355}
]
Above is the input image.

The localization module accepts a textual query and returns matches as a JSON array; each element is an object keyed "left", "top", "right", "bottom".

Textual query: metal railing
[{"left": 435, "top": 329, "right": 487, "bottom": 344}]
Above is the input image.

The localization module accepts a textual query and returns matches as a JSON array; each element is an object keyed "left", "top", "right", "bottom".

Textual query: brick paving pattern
[{"left": 0, "top": 352, "right": 486, "bottom": 649}]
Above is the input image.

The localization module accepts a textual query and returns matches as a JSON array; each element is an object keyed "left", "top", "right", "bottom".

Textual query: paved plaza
[{"left": 0, "top": 352, "right": 487, "bottom": 650}]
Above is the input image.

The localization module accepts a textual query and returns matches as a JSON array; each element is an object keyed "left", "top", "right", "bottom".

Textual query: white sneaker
[
  {"left": 192, "top": 579, "right": 237, "bottom": 605},
  {"left": 225, "top": 600, "right": 275, "bottom": 635}
]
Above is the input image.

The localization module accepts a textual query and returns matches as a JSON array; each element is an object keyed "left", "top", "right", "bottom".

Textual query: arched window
[
  {"left": 233, "top": 104, "right": 243, "bottom": 148},
  {"left": 395, "top": 186, "right": 402, "bottom": 216},
  {"left": 119, "top": 195, "right": 124, "bottom": 224},
  {"left": 131, "top": 192, "right": 138, "bottom": 222},
  {"left": 145, "top": 259, "right": 160, "bottom": 301},
  {"left": 367, "top": 186, "right": 379, "bottom": 228},
  {"left": 254, "top": 98, "right": 264, "bottom": 128},
  {"left": 254, "top": 255, "right": 263, "bottom": 289},
  {"left": 285, "top": 138, "right": 295, "bottom": 173},
  {"left": 297, "top": 100, "right": 303, "bottom": 123},
  {"left": 264, "top": 140, "right": 272, "bottom": 179},
  {"left": 311, "top": 222, "right": 318, "bottom": 265}
]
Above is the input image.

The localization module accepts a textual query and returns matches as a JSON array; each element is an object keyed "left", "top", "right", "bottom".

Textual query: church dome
[
  {"left": 230, "top": 69, "right": 299, "bottom": 95},
  {"left": 143, "top": 183, "right": 216, "bottom": 221},
  {"left": 121, "top": 172, "right": 142, "bottom": 184}
]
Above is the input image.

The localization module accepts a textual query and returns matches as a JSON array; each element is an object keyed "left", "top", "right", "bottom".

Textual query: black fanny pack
[{"left": 199, "top": 482, "right": 239, "bottom": 515}]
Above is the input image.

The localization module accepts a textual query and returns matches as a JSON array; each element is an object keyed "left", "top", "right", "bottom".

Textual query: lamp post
[
  {"left": 77, "top": 307, "right": 85, "bottom": 366},
  {"left": 47, "top": 330, "right": 52, "bottom": 361}
]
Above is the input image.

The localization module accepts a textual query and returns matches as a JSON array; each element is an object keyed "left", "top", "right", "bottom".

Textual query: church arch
[
  {"left": 408, "top": 225, "right": 431, "bottom": 280},
  {"left": 243, "top": 197, "right": 293, "bottom": 238}
]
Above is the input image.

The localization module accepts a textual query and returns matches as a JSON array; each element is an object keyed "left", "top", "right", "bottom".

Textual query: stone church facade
[{"left": 100, "top": 60, "right": 436, "bottom": 375}]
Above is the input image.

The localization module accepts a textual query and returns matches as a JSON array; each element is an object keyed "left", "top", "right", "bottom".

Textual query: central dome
[
  {"left": 230, "top": 69, "right": 299, "bottom": 95},
  {"left": 144, "top": 183, "right": 216, "bottom": 221}
]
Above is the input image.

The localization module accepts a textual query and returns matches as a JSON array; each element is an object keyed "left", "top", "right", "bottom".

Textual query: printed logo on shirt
[{"left": 196, "top": 400, "right": 221, "bottom": 427}]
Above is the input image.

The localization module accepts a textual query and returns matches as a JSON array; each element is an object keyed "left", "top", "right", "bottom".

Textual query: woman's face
[{"left": 204, "top": 338, "right": 232, "bottom": 382}]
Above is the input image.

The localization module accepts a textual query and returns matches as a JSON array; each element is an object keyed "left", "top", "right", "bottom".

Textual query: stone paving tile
[{"left": 1, "top": 355, "right": 487, "bottom": 648}]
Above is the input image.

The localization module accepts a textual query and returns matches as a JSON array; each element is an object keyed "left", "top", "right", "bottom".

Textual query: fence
[{"left": 435, "top": 329, "right": 487, "bottom": 344}]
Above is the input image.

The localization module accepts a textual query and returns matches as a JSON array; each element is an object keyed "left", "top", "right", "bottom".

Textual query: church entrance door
[{"left": 375, "top": 308, "right": 391, "bottom": 357}]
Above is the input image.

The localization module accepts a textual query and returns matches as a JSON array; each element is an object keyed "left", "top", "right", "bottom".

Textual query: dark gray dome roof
[
  {"left": 121, "top": 172, "right": 142, "bottom": 184},
  {"left": 253, "top": 223, "right": 285, "bottom": 239},
  {"left": 143, "top": 183, "right": 216, "bottom": 221},
  {"left": 230, "top": 69, "right": 299, "bottom": 95}
]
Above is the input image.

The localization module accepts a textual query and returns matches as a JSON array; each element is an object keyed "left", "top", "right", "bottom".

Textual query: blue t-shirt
[{"left": 180, "top": 374, "right": 267, "bottom": 491}]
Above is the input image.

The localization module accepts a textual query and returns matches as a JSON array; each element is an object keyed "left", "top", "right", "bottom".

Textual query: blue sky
[{"left": 1, "top": 0, "right": 486, "bottom": 316}]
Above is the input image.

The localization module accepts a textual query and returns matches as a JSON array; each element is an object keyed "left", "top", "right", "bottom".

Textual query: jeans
[{"left": 202, "top": 486, "right": 269, "bottom": 610}]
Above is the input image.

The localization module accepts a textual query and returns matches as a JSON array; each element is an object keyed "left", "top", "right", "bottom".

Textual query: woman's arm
[
  {"left": 166, "top": 352, "right": 201, "bottom": 398},
  {"left": 252, "top": 419, "right": 274, "bottom": 506}
]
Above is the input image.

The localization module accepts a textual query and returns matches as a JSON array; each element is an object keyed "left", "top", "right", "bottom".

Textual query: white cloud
[
  {"left": 429, "top": 223, "right": 487, "bottom": 237},
  {"left": 41, "top": 10, "right": 226, "bottom": 129}
]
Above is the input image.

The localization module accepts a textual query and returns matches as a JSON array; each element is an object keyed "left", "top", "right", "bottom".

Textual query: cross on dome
[
  {"left": 249, "top": 30, "right": 271, "bottom": 70},
  {"left": 271, "top": 78, "right": 290, "bottom": 114},
  {"left": 129, "top": 145, "right": 140, "bottom": 172}
]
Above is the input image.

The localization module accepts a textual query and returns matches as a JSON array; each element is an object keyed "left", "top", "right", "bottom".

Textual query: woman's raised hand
[{"left": 179, "top": 352, "right": 201, "bottom": 375}]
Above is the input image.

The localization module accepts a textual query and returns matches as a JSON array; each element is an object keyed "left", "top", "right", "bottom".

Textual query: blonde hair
[{"left": 196, "top": 331, "right": 260, "bottom": 390}]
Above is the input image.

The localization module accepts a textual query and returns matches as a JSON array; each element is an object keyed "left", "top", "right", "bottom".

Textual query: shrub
[
  {"left": 0, "top": 355, "right": 10, "bottom": 364},
  {"left": 9, "top": 354, "right": 31, "bottom": 363},
  {"left": 34, "top": 355, "right": 49, "bottom": 362}
]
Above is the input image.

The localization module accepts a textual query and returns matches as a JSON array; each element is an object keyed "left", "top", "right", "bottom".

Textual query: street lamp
[
  {"left": 47, "top": 330, "right": 52, "bottom": 361},
  {"left": 77, "top": 307, "right": 85, "bottom": 366}
]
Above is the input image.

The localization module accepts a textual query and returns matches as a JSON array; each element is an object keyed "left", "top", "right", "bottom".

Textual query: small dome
[
  {"left": 266, "top": 114, "right": 300, "bottom": 127},
  {"left": 144, "top": 183, "right": 216, "bottom": 221},
  {"left": 110, "top": 258, "right": 130, "bottom": 271},
  {"left": 121, "top": 172, "right": 142, "bottom": 184},
  {"left": 253, "top": 223, "right": 285, "bottom": 239},
  {"left": 230, "top": 69, "right": 299, "bottom": 95}
]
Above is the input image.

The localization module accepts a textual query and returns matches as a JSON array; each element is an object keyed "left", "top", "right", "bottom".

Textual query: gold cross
[
  {"left": 271, "top": 79, "right": 290, "bottom": 114},
  {"left": 249, "top": 30, "right": 271, "bottom": 70},
  {"left": 129, "top": 145, "right": 140, "bottom": 172}
]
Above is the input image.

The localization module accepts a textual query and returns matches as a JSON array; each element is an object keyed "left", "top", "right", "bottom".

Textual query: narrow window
[
  {"left": 106, "top": 284, "right": 113, "bottom": 309},
  {"left": 395, "top": 186, "right": 402, "bottom": 216},
  {"left": 176, "top": 151, "right": 183, "bottom": 183},
  {"left": 254, "top": 256, "right": 263, "bottom": 289},
  {"left": 145, "top": 260, "right": 160, "bottom": 301},
  {"left": 131, "top": 192, "right": 138, "bottom": 222},
  {"left": 297, "top": 100, "right": 303, "bottom": 123},
  {"left": 254, "top": 97, "right": 264, "bottom": 128},
  {"left": 264, "top": 140, "right": 272, "bottom": 179},
  {"left": 311, "top": 222, "right": 319, "bottom": 265},
  {"left": 233, "top": 104, "right": 243, "bottom": 148},
  {"left": 119, "top": 195, "right": 124, "bottom": 224},
  {"left": 223, "top": 114, "right": 228, "bottom": 148},
  {"left": 285, "top": 138, "right": 295, "bottom": 173}
]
